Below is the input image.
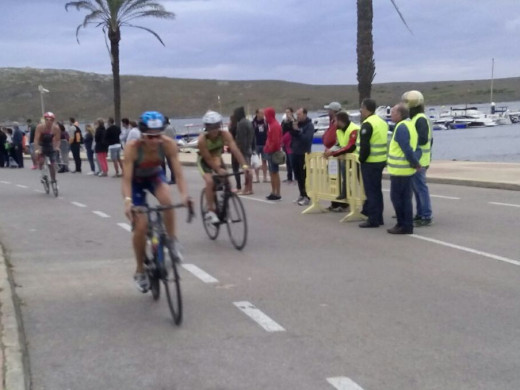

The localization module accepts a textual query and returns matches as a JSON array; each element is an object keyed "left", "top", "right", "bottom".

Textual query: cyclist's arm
[
  {"left": 121, "top": 141, "right": 137, "bottom": 202},
  {"left": 222, "top": 131, "right": 247, "bottom": 167},
  {"left": 197, "top": 134, "right": 223, "bottom": 172},
  {"left": 164, "top": 138, "right": 188, "bottom": 202}
]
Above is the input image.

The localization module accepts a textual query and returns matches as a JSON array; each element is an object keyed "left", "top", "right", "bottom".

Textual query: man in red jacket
[{"left": 263, "top": 107, "right": 282, "bottom": 200}]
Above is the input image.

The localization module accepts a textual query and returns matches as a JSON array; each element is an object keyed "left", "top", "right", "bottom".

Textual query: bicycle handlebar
[{"left": 132, "top": 198, "right": 195, "bottom": 223}]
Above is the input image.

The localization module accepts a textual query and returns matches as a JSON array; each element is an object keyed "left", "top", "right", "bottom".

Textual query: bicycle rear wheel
[
  {"left": 163, "top": 239, "right": 182, "bottom": 325},
  {"left": 200, "top": 188, "right": 220, "bottom": 240},
  {"left": 42, "top": 176, "right": 50, "bottom": 194},
  {"left": 225, "top": 193, "right": 248, "bottom": 250}
]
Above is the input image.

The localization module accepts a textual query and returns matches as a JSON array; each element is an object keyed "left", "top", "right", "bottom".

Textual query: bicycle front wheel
[
  {"left": 200, "top": 188, "right": 220, "bottom": 240},
  {"left": 164, "top": 239, "right": 182, "bottom": 325},
  {"left": 42, "top": 176, "right": 50, "bottom": 194},
  {"left": 225, "top": 193, "right": 248, "bottom": 250}
]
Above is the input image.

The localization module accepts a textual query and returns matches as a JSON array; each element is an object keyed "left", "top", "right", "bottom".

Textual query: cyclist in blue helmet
[{"left": 122, "top": 111, "right": 190, "bottom": 292}]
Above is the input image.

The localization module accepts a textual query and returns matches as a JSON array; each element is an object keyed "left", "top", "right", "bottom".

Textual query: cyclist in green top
[{"left": 197, "top": 111, "right": 250, "bottom": 224}]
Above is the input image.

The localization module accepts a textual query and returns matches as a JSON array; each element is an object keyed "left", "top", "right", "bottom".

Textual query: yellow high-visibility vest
[
  {"left": 412, "top": 113, "right": 432, "bottom": 166},
  {"left": 387, "top": 119, "right": 418, "bottom": 176},
  {"left": 336, "top": 122, "right": 360, "bottom": 148},
  {"left": 355, "top": 114, "right": 388, "bottom": 162}
]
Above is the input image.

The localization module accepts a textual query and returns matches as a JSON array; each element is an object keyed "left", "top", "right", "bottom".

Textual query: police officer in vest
[
  {"left": 402, "top": 90, "right": 433, "bottom": 227},
  {"left": 356, "top": 98, "right": 389, "bottom": 228},
  {"left": 387, "top": 103, "right": 422, "bottom": 234}
]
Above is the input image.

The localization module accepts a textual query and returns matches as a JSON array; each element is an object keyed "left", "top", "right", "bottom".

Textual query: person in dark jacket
[
  {"left": 69, "top": 118, "right": 83, "bottom": 173},
  {"left": 290, "top": 107, "right": 314, "bottom": 206},
  {"left": 84, "top": 124, "right": 96, "bottom": 174},
  {"left": 11, "top": 122, "right": 24, "bottom": 168},
  {"left": 234, "top": 106, "right": 255, "bottom": 195},
  {"left": 104, "top": 117, "right": 123, "bottom": 176},
  {"left": 252, "top": 108, "right": 269, "bottom": 183},
  {"left": 57, "top": 121, "right": 70, "bottom": 172},
  {"left": 0, "top": 128, "right": 7, "bottom": 167},
  {"left": 94, "top": 118, "right": 108, "bottom": 176},
  {"left": 27, "top": 119, "right": 37, "bottom": 169},
  {"left": 228, "top": 114, "right": 241, "bottom": 191}
]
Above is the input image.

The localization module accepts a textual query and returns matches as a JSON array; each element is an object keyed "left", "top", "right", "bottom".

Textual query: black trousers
[
  {"left": 390, "top": 175, "right": 413, "bottom": 231},
  {"left": 70, "top": 144, "right": 82, "bottom": 172},
  {"left": 360, "top": 162, "right": 385, "bottom": 225},
  {"left": 292, "top": 154, "right": 307, "bottom": 197},
  {"left": 14, "top": 144, "right": 24, "bottom": 168},
  {"left": 285, "top": 152, "right": 294, "bottom": 181},
  {"left": 231, "top": 156, "right": 241, "bottom": 190}
]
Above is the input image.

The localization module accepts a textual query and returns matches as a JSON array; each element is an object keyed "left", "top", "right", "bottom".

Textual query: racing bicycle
[{"left": 200, "top": 172, "right": 248, "bottom": 250}]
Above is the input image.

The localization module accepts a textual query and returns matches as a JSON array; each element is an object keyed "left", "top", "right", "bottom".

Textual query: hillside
[{"left": 1, "top": 67, "right": 519, "bottom": 122}]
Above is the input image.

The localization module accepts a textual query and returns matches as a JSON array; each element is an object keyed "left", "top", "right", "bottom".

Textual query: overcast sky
[{"left": 1, "top": 0, "right": 519, "bottom": 85}]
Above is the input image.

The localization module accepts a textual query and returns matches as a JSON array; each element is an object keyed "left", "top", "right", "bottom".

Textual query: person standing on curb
[
  {"left": 356, "top": 98, "right": 388, "bottom": 228},
  {"left": 57, "top": 121, "right": 70, "bottom": 172},
  {"left": 69, "top": 118, "right": 83, "bottom": 173},
  {"left": 27, "top": 119, "right": 38, "bottom": 169},
  {"left": 105, "top": 117, "right": 123, "bottom": 177},
  {"left": 281, "top": 107, "right": 295, "bottom": 183},
  {"left": 94, "top": 118, "right": 108, "bottom": 176},
  {"left": 322, "top": 101, "right": 342, "bottom": 210},
  {"left": 290, "top": 107, "right": 314, "bottom": 206},
  {"left": 84, "top": 124, "right": 96, "bottom": 174},
  {"left": 163, "top": 116, "right": 177, "bottom": 184},
  {"left": 387, "top": 103, "right": 421, "bottom": 235},
  {"left": 263, "top": 107, "right": 282, "bottom": 200},
  {"left": 402, "top": 90, "right": 434, "bottom": 227},
  {"left": 252, "top": 108, "right": 269, "bottom": 183},
  {"left": 234, "top": 106, "right": 255, "bottom": 195}
]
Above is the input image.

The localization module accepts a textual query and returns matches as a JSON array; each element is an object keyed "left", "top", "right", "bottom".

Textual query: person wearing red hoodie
[{"left": 263, "top": 107, "right": 283, "bottom": 200}]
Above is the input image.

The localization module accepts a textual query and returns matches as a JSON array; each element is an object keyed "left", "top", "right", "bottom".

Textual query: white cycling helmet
[{"left": 202, "top": 110, "right": 222, "bottom": 125}]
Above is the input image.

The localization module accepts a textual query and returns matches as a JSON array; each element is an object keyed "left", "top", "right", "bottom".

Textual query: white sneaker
[
  {"left": 297, "top": 196, "right": 310, "bottom": 206},
  {"left": 134, "top": 272, "right": 150, "bottom": 293},
  {"left": 205, "top": 210, "right": 220, "bottom": 225},
  {"left": 293, "top": 196, "right": 304, "bottom": 204}
]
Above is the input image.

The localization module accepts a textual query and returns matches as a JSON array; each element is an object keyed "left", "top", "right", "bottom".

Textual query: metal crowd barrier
[{"left": 302, "top": 152, "right": 367, "bottom": 222}]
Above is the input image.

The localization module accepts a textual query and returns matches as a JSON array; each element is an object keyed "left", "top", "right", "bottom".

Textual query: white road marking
[
  {"left": 489, "top": 202, "right": 520, "bottom": 208},
  {"left": 33, "top": 189, "right": 44, "bottom": 193},
  {"left": 431, "top": 194, "right": 460, "bottom": 200},
  {"left": 239, "top": 196, "right": 275, "bottom": 205},
  {"left": 0, "top": 181, "right": 11, "bottom": 184},
  {"left": 92, "top": 211, "right": 110, "bottom": 218},
  {"left": 71, "top": 201, "right": 87, "bottom": 208},
  {"left": 412, "top": 234, "right": 520, "bottom": 266},
  {"left": 16, "top": 184, "right": 28, "bottom": 189},
  {"left": 117, "top": 223, "right": 132, "bottom": 232},
  {"left": 383, "top": 188, "right": 460, "bottom": 200},
  {"left": 327, "top": 377, "right": 364, "bottom": 390},
  {"left": 233, "top": 301, "right": 285, "bottom": 332},
  {"left": 181, "top": 264, "right": 219, "bottom": 283}
]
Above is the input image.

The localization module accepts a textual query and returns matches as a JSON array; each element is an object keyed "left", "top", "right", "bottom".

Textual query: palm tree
[
  {"left": 356, "top": 0, "right": 411, "bottom": 105},
  {"left": 65, "top": 0, "right": 175, "bottom": 124}
]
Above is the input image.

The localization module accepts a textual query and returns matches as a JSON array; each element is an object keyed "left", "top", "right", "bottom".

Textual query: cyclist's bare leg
[
  {"left": 203, "top": 173, "right": 216, "bottom": 211},
  {"left": 154, "top": 182, "right": 175, "bottom": 239},
  {"left": 133, "top": 214, "right": 147, "bottom": 273}
]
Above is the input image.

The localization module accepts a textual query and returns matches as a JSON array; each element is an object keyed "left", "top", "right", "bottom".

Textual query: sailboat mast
[{"left": 490, "top": 57, "right": 495, "bottom": 104}]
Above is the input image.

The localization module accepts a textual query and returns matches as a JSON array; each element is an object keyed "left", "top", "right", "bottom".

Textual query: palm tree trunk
[
  {"left": 357, "top": 0, "right": 376, "bottom": 105},
  {"left": 109, "top": 28, "right": 121, "bottom": 125}
]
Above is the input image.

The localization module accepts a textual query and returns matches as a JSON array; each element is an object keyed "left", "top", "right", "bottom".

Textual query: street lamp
[{"left": 38, "top": 85, "right": 49, "bottom": 117}]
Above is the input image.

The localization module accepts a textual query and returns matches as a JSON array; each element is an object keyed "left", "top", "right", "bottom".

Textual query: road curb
[
  {"left": 382, "top": 173, "right": 520, "bottom": 191},
  {"left": 0, "top": 247, "right": 28, "bottom": 390}
]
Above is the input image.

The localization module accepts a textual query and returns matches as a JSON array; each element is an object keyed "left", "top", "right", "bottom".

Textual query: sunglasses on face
[{"left": 142, "top": 133, "right": 163, "bottom": 139}]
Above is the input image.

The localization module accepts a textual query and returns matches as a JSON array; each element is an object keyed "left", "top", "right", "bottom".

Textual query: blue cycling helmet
[{"left": 139, "top": 111, "right": 166, "bottom": 132}]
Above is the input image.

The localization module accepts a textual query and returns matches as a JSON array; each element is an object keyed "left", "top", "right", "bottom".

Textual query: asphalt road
[{"left": 0, "top": 167, "right": 520, "bottom": 390}]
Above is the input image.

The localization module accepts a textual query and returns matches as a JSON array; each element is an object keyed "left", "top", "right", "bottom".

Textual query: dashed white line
[
  {"left": 489, "top": 201, "right": 520, "bottom": 208},
  {"left": 16, "top": 184, "right": 28, "bottom": 189},
  {"left": 33, "top": 189, "right": 44, "bottom": 193},
  {"left": 0, "top": 181, "right": 11, "bottom": 184},
  {"left": 233, "top": 301, "right": 285, "bottom": 332},
  {"left": 327, "top": 377, "right": 364, "bottom": 390},
  {"left": 431, "top": 194, "right": 460, "bottom": 200},
  {"left": 92, "top": 211, "right": 110, "bottom": 218},
  {"left": 412, "top": 234, "right": 520, "bottom": 266},
  {"left": 71, "top": 201, "right": 87, "bottom": 208},
  {"left": 117, "top": 222, "right": 132, "bottom": 232},
  {"left": 182, "top": 264, "right": 219, "bottom": 283}
]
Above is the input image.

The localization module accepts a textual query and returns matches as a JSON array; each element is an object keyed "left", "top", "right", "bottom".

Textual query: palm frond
[
  {"left": 65, "top": 1, "right": 98, "bottom": 13},
  {"left": 389, "top": 0, "right": 413, "bottom": 34},
  {"left": 123, "top": 10, "right": 175, "bottom": 24},
  {"left": 122, "top": 23, "right": 167, "bottom": 46}
]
